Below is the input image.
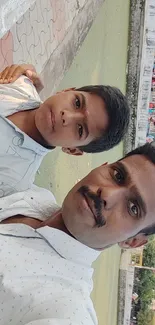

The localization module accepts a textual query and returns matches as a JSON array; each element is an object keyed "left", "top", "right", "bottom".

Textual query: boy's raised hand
[{"left": 0, "top": 64, "right": 44, "bottom": 93}]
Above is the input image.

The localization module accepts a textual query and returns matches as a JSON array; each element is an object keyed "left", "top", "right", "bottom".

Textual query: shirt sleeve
[
  {"left": 24, "top": 317, "right": 95, "bottom": 325},
  {"left": 0, "top": 76, "right": 41, "bottom": 117},
  {"left": 19, "top": 295, "right": 97, "bottom": 325},
  {"left": 25, "top": 320, "right": 80, "bottom": 325},
  {"left": 0, "top": 185, "right": 59, "bottom": 222},
  {"left": 24, "top": 184, "right": 60, "bottom": 220}
]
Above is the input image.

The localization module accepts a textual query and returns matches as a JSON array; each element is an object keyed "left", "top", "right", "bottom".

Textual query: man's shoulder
[
  {"left": 24, "top": 184, "right": 59, "bottom": 220},
  {"left": 26, "top": 184, "right": 56, "bottom": 202},
  {"left": 0, "top": 76, "right": 41, "bottom": 117},
  {"left": 0, "top": 185, "right": 59, "bottom": 222}
]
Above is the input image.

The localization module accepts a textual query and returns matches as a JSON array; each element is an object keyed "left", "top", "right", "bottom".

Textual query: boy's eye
[
  {"left": 113, "top": 169, "right": 125, "bottom": 185},
  {"left": 78, "top": 124, "right": 83, "bottom": 138},
  {"left": 75, "top": 96, "right": 81, "bottom": 109}
]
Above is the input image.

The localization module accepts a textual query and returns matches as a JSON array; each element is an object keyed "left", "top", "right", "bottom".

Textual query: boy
[{"left": 0, "top": 64, "right": 129, "bottom": 196}]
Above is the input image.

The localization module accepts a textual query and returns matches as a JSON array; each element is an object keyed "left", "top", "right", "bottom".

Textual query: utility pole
[{"left": 133, "top": 265, "right": 155, "bottom": 272}]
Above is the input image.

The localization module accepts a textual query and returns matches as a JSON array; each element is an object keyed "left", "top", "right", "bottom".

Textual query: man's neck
[
  {"left": 1, "top": 210, "right": 71, "bottom": 236},
  {"left": 38, "top": 211, "right": 71, "bottom": 235},
  {"left": 1, "top": 214, "right": 42, "bottom": 228}
]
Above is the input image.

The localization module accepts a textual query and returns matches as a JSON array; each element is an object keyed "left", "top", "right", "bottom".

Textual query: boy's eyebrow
[
  {"left": 83, "top": 122, "right": 89, "bottom": 138},
  {"left": 80, "top": 93, "right": 89, "bottom": 139},
  {"left": 79, "top": 93, "right": 89, "bottom": 138},
  {"left": 80, "top": 93, "right": 86, "bottom": 109}
]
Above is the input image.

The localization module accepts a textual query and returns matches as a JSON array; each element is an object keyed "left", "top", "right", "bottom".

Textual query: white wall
[{"left": 0, "top": 0, "right": 36, "bottom": 38}]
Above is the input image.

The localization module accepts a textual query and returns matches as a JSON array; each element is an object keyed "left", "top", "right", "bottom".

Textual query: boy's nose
[{"left": 61, "top": 110, "right": 84, "bottom": 126}]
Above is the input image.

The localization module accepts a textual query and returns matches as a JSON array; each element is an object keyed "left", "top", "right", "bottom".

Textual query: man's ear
[
  {"left": 119, "top": 233, "right": 148, "bottom": 249},
  {"left": 62, "top": 147, "right": 83, "bottom": 156}
]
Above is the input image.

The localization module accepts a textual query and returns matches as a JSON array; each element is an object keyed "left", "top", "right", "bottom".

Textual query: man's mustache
[{"left": 78, "top": 185, "right": 106, "bottom": 227}]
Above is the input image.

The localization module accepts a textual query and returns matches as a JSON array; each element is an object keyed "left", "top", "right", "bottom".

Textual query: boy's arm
[{"left": 0, "top": 64, "right": 44, "bottom": 93}]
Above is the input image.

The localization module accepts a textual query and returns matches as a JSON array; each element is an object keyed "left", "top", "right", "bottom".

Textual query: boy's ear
[
  {"left": 63, "top": 88, "right": 76, "bottom": 92},
  {"left": 119, "top": 233, "right": 148, "bottom": 249},
  {"left": 56, "top": 88, "right": 76, "bottom": 94},
  {"left": 102, "top": 162, "right": 108, "bottom": 166},
  {"left": 62, "top": 147, "right": 83, "bottom": 156}
]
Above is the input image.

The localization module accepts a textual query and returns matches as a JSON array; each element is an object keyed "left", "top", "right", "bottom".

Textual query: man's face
[
  {"left": 62, "top": 155, "right": 155, "bottom": 249},
  {"left": 34, "top": 89, "right": 108, "bottom": 151}
]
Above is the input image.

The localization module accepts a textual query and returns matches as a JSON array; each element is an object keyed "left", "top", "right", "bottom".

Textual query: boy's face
[{"left": 34, "top": 89, "right": 109, "bottom": 153}]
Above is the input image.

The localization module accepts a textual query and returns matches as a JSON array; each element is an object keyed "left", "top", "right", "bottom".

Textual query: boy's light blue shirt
[{"left": 0, "top": 76, "right": 50, "bottom": 197}]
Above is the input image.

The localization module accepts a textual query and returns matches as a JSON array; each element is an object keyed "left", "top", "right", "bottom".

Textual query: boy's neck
[{"left": 7, "top": 108, "right": 48, "bottom": 147}]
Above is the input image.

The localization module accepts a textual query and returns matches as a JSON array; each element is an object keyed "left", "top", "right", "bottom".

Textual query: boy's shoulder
[{"left": 0, "top": 76, "right": 41, "bottom": 117}]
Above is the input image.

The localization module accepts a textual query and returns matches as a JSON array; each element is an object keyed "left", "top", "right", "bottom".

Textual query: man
[
  {"left": 0, "top": 64, "right": 129, "bottom": 196},
  {"left": 0, "top": 142, "right": 155, "bottom": 324}
]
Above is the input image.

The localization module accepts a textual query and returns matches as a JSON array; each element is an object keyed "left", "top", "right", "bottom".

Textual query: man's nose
[
  {"left": 102, "top": 186, "right": 126, "bottom": 210},
  {"left": 61, "top": 110, "right": 84, "bottom": 126},
  {"left": 89, "top": 184, "right": 126, "bottom": 210}
]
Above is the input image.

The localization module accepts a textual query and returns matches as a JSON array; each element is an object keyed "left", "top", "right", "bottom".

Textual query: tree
[
  {"left": 131, "top": 237, "right": 155, "bottom": 324},
  {"left": 143, "top": 239, "right": 155, "bottom": 268},
  {"left": 138, "top": 309, "right": 154, "bottom": 325}
]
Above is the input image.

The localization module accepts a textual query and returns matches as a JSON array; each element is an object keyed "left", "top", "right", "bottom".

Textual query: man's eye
[
  {"left": 113, "top": 169, "right": 125, "bottom": 184},
  {"left": 128, "top": 201, "right": 139, "bottom": 218},
  {"left": 78, "top": 124, "right": 83, "bottom": 138},
  {"left": 75, "top": 96, "right": 81, "bottom": 109}
]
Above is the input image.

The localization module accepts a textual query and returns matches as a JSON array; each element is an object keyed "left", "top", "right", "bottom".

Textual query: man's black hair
[
  {"left": 125, "top": 141, "right": 155, "bottom": 236},
  {"left": 76, "top": 85, "right": 129, "bottom": 153}
]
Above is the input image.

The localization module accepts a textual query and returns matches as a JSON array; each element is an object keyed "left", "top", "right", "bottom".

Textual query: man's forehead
[
  {"left": 116, "top": 154, "right": 155, "bottom": 220},
  {"left": 122, "top": 153, "right": 153, "bottom": 169},
  {"left": 121, "top": 152, "right": 155, "bottom": 226},
  {"left": 120, "top": 154, "right": 155, "bottom": 186}
]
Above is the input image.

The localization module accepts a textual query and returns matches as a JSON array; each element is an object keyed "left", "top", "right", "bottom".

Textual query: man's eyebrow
[
  {"left": 117, "top": 161, "right": 147, "bottom": 217},
  {"left": 131, "top": 186, "right": 147, "bottom": 217},
  {"left": 116, "top": 161, "right": 131, "bottom": 183}
]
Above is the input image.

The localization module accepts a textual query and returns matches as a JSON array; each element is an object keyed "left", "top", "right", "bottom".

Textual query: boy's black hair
[
  {"left": 125, "top": 141, "right": 155, "bottom": 236},
  {"left": 76, "top": 85, "right": 130, "bottom": 153}
]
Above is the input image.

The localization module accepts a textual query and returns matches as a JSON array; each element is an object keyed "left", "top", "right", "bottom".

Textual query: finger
[
  {"left": 9, "top": 66, "right": 26, "bottom": 83},
  {"left": 4, "top": 65, "right": 20, "bottom": 83},
  {"left": 0, "top": 67, "right": 10, "bottom": 83},
  {"left": 0, "top": 67, "right": 7, "bottom": 79},
  {"left": 26, "top": 70, "right": 44, "bottom": 92},
  {"left": 0, "top": 65, "right": 18, "bottom": 83}
]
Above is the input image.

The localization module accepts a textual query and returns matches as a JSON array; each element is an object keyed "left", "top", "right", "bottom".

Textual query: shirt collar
[
  {"left": 22, "top": 133, "right": 50, "bottom": 155},
  {"left": 0, "top": 223, "right": 100, "bottom": 266},
  {"left": 3, "top": 116, "right": 50, "bottom": 155},
  {"left": 36, "top": 226, "right": 101, "bottom": 267}
]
